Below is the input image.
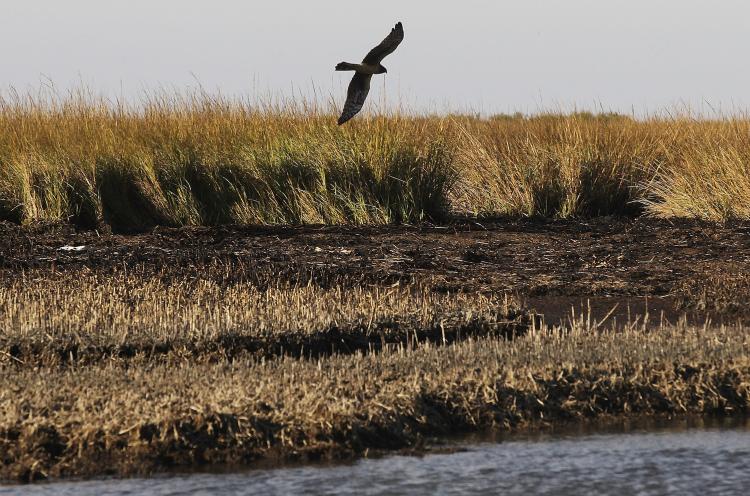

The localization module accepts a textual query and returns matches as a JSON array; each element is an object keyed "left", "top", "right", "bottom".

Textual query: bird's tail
[{"left": 335, "top": 62, "right": 358, "bottom": 71}]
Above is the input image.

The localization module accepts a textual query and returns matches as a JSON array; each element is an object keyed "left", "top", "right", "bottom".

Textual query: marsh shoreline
[
  {"left": 2, "top": 219, "right": 749, "bottom": 483},
  {"left": 4, "top": 217, "right": 750, "bottom": 306}
]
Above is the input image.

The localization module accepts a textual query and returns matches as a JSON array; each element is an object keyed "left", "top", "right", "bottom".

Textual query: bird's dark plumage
[
  {"left": 336, "top": 22, "right": 404, "bottom": 125},
  {"left": 338, "top": 73, "right": 372, "bottom": 125},
  {"left": 362, "top": 22, "right": 404, "bottom": 65}
]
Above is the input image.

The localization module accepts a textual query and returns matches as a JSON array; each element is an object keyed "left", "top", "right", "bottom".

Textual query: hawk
[{"left": 335, "top": 21, "right": 404, "bottom": 125}]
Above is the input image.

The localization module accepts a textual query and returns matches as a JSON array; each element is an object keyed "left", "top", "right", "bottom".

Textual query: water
[{"left": 4, "top": 422, "right": 750, "bottom": 495}]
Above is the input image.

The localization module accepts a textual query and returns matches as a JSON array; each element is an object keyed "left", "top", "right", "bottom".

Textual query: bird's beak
[{"left": 384, "top": 68, "right": 388, "bottom": 73}]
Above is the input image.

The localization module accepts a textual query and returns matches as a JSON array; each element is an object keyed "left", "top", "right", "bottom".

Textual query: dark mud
[
  {"left": 11, "top": 418, "right": 750, "bottom": 495},
  {"left": 2, "top": 217, "right": 750, "bottom": 320},
  {"left": 3, "top": 215, "right": 750, "bottom": 483},
  {"left": 2, "top": 308, "right": 532, "bottom": 367}
]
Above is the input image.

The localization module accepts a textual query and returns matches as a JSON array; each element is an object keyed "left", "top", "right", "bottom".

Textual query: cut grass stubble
[
  {"left": 0, "top": 271, "right": 528, "bottom": 365},
  {"left": 1, "top": 272, "right": 749, "bottom": 481}
]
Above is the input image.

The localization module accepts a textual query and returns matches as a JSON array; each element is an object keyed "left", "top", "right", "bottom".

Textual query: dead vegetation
[
  {"left": 0, "top": 272, "right": 529, "bottom": 366},
  {"left": 2, "top": 322, "right": 748, "bottom": 482},
  {"left": 4, "top": 217, "right": 750, "bottom": 305},
  {"left": 0, "top": 266, "right": 749, "bottom": 482}
]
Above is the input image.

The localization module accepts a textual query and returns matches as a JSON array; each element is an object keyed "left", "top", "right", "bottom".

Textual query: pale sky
[{"left": 3, "top": 0, "right": 750, "bottom": 115}]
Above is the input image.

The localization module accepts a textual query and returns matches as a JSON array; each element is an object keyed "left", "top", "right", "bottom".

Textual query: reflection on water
[{"left": 4, "top": 420, "right": 750, "bottom": 496}]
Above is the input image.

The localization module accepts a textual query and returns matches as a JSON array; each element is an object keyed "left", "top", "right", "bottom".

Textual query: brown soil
[{"left": 3, "top": 217, "right": 749, "bottom": 320}]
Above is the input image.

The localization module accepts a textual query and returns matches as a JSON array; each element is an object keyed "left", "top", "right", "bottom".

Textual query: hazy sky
[{"left": 3, "top": 0, "right": 750, "bottom": 114}]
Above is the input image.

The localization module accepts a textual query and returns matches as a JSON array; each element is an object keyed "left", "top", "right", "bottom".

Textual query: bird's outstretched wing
[
  {"left": 338, "top": 73, "right": 372, "bottom": 125},
  {"left": 362, "top": 22, "right": 404, "bottom": 64}
]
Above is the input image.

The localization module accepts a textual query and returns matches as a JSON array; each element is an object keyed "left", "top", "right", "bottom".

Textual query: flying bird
[{"left": 335, "top": 21, "right": 404, "bottom": 125}]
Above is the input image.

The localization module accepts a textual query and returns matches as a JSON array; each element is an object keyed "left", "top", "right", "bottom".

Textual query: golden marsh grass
[{"left": 3, "top": 90, "right": 750, "bottom": 230}]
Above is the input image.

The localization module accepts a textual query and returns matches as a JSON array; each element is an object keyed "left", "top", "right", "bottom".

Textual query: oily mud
[
  {"left": 2, "top": 308, "right": 532, "bottom": 367},
  {"left": 2, "top": 217, "right": 749, "bottom": 317}
]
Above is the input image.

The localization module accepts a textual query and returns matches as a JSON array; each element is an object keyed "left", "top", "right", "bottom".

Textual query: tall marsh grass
[{"left": 1, "top": 89, "right": 750, "bottom": 230}]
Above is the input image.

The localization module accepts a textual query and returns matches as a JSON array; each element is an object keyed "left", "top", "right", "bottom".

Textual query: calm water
[{"left": 4, "top": 422, "right": 750, "bottom": 496}]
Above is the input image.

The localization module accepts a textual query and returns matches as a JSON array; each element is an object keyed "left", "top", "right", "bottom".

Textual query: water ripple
[{"left": 4, "top": 424, "right": 750, "bottom": 496}]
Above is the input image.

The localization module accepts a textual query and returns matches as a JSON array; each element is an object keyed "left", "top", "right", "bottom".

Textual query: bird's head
[{"left": 377, "top": 64, "right": 387, "bottom": 74}]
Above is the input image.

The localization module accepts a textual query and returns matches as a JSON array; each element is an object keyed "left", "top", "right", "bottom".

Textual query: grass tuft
[{"left": 2, "top": 90, "right": 750, "bottom": 228}]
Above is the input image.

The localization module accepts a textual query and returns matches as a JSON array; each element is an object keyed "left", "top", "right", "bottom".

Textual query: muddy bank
[
  {"left": 2, "top": 329, "right": 749, "bottom": 483},
  {"left": 12, "top": 418, "right": 750, "bottom": 496},
  {"left": 525, "top": 296, "right": 727, "bottom": 329},
  {"left": 3, "top": 218, "right": 750, "bottom": 483},
  {"left": 2, "top": 217, "right": 750, "bottom": 306}
]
